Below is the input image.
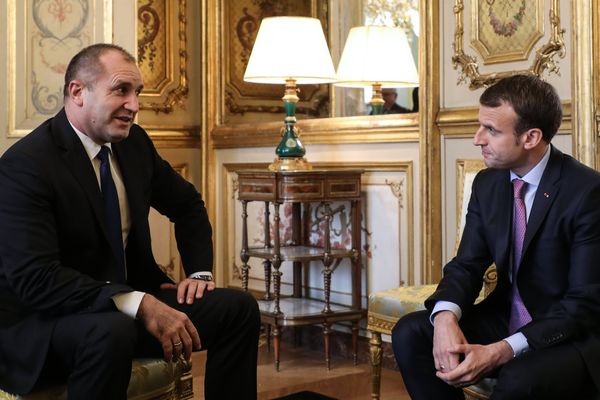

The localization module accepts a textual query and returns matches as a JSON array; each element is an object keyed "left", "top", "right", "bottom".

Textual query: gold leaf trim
[{"left": 452, "top": 0, "right": 565, "bottom": 89}]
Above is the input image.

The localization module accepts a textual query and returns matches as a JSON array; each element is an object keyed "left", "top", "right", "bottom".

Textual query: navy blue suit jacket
[
  {"left": 0, "top": 109, "right": 213, "bottom": 393},
  {"left": 426, "top": 146, "right": 600, "bottom": 389}
]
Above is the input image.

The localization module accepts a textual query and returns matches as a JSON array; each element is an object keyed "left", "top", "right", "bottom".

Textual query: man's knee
[
  {"left": 214, "top": 288, "right": 260, "bottom": 331},
  {"left": 232, "top": 289, "right": 260, "bottom": 329},
  {"left": 84, "top": 313, "right": 137, "bottom": 357},
  {"left": 391, "top": 311, "right": 432, "bottom": 365}
]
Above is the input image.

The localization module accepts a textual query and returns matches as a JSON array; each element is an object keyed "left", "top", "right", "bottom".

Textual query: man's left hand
[
  {"left": 436, "top": 340, "right": 513, "bottom": 388},
  {"left": 160, "top": 278, "right": 216, "bottom": 304}
]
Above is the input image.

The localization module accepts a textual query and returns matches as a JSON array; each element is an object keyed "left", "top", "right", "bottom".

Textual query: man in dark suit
[
  {"left": 0, "top": 43, "right": 260, "bottom": 399},
  {"left": 392, "top": 75, "right": 600, "bottom": 399}
]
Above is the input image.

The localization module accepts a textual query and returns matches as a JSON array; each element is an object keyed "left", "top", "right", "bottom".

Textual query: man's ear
[
  {"left": 522, "top": 128, "right": 543, "bottom": 150},
  {"left": 67, "top": 80, "right": 85, "bottom": 106}
]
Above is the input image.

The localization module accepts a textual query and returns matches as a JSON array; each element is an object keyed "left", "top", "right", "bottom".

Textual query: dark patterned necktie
[
  {"left": 508, "top": 178, "right": 532, "bottom": 333},
  {"left": 97, "top": 146, "right": 126, "bottom": 283}
]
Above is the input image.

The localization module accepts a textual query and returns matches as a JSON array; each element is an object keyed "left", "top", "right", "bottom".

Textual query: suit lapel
[
  {"left": 494, "top": 171, "right": 513, "bottom": 275},
  {"left": 522, "top": 146, "right": 562, "bottom": 261},
  {"left": 51, "top": 109, "right": 107, "bottom": 235}
]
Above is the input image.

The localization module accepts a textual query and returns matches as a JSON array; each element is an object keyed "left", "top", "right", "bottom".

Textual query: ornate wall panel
[
  {"left": 471, "top": 0, "right": 544, "bottom": 64},
  {"left": 222, "top": 0, "right": 330, "bottom": 119},
  {"left": 221, "top": 161, "right": 414, "bottom": 308},
  {"left": 8, "top": 0, "right": 110, "bottom": 137},
  {"left": 137, "top": 0, "right": 189, "bottom": 114},
  {"left": 451, "top": 0, "right": 566, "bottom": 90}
]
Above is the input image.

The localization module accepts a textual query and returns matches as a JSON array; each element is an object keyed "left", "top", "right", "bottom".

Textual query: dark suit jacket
[
  {"left": 0, "top": 109, "right": 213, "bottom": 393},
  {"left": 425, "top": 146, "right": 600, "bottom": 389}
]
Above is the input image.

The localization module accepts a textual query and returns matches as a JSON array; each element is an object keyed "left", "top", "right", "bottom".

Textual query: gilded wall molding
[
  {"left": 437, "top": 103, "right": 572, "bottom": 138},
  {"left": 137, "top": 0, "right": 189, "bottom": 114},
  {"left": 420, "top": 0, "right": 441, "bottom": 283},
  {"left": 571, "top": 0, "right": 597, "bottom": 169},
  {"left": 452, "top": 0, "right": 566, "bottom": 90},
  {"left": 211, "top": 114, "right": 419, "bottom": 149},
  {"left": 145, "top": 126, "right": 201, "bottom": 148}
]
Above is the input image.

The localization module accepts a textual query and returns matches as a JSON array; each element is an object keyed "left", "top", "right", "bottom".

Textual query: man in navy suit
[
  {"left": 393, "top": 75, "right": 600, "bottom": 399},
  {"left": 0, "top": 43, "right": 260, "bottom": 399}
]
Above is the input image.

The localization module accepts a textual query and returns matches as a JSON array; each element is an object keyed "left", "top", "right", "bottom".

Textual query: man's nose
[
  {"left": 125, "top": 93, "right": 139, "bottom": 113},
  {"left": 473, "top": 127, "right": 485, "bottom": 146}
]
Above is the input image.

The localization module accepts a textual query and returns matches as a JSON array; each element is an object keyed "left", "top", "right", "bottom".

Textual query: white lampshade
[
  {"left": 335, "top": 26, "right": 418, "bottom": 88},
  {"left": 243, "top": 16, "right": 336, "bottom": 85}
]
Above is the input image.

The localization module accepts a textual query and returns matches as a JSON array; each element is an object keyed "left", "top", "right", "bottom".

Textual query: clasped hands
[
  {"left": 433, "top": 311, "right": 513, "bottom": 388},
  {"left": 137, "top": 278, "right": 216, "bottom": 362}
]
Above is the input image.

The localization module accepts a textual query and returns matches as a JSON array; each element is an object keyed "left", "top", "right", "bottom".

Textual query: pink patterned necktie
[{"left": 508, "top": 178, "right": 532, "bottom": 334}]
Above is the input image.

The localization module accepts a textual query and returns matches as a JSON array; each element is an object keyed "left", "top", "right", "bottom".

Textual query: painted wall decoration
[
  {"left": 31, "top": 0, "right": 91, "bottom": 115},
  {"left": 223, "top": 0, "right": 330, "bottom": 118},
  {"left": 137, "top": 0, "right": 189, "bottom": 113},
  {"left": 452, "top": 0, "right": 565, "bottom": 89},
  {"left": 8, "top": 0, "right": 108, "bottom": 137}
]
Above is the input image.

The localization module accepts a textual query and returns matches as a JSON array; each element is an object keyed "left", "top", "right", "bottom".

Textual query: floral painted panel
[
  {"left": 30, "top": 0, "right": 93, "bottom": 115},
  {"left": 9, "top": 0, "right": 107, "bottom": 136}
]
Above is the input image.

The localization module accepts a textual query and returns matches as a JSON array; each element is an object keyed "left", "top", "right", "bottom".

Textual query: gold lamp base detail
[{"left": 268, "top": 157, "right": 313, "bottom": 172}]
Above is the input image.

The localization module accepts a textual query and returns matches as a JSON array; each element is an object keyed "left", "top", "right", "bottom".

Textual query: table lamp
[
  {"left": 335, "top": 26, "right": 418, "bottom": 115},
  {"left": 244, "top": 16, "right": 336, "bottom": 171}
]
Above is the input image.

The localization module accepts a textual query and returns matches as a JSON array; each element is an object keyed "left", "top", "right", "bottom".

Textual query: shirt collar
[
  {"left": 510, "top": 145, "right": 551, "bottom": 187},
  {"left": 68, "top": 120, "right": 113, "bottom": 161}
]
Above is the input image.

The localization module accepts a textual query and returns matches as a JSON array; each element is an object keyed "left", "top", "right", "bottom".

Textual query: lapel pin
[{"left": 543, "top": 192, "right": 550, "bottom": 198}]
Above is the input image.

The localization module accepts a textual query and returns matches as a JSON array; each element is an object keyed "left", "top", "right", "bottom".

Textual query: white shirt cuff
[
  {"left": 188, "top": 271, "right": 213, "bottom": 279},
  {"left": 503, "top": 332, "right": 529, "bottom": 357},
  {"left": 430, "top": 301, "right": 462, "bottom": 324},
  {"left": 112, "top": 291, "right": 146, "bottom": 319}
]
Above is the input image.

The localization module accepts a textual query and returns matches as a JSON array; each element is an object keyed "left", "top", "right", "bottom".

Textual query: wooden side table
[{"left": 236, "top": 169, "right": 365, "bottom": 370}]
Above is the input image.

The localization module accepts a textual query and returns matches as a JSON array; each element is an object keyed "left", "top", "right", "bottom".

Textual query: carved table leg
[
  {"left": 352, "top": 320, "right": 359, "bottom": 365},
  {"left": 370, "top": 331, "right": 383, "bottom": 400},
  {"left": 324, "top": 322, "right": 332, "bottom": 371},
  {"left": 240, "top": 200, "right": 250, "bottom": 291},
  {"left": 273, "top": 325, "right": 281, "bottom": 372},
  {"left": 263, "top": 202, "right": 272, "bottom": 300},
  {"left": 263, "top": 260, "right": 272, "bottom": 300},
  {"left": 266, "top": 324, "right": 271, "bottom": 352},
  {"left": 322, "top": 203, "right": 333, "bottom": 314},
  {"left": 272, "top": 202, "right": 282, "bottom": 315}
]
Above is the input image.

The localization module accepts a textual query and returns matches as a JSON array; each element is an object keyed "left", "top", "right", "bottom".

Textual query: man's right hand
[
  {"left": 432, "top": 310, "right": 467, "bottom": 373},
  {"left": 136, "top": 294, "right": 201, "bottom": 362}
]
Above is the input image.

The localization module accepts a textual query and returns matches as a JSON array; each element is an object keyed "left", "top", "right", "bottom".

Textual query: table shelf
[{"left": 247, "top": 245, "right": 357, "bottom": 262}]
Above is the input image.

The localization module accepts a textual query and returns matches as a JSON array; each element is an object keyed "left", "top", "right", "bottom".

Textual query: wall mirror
[
  {"left": 214, "top": 0, "right": 422, "bottom": 144},
  {"left": 330, "top": 0, "right": 419, "bottom": 118}
]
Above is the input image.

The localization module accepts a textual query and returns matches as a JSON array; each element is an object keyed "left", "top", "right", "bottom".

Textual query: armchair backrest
[{"left": 454, "top": 159, "right": 496, "bottom": 296}]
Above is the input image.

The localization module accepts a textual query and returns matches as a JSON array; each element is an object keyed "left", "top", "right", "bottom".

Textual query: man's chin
[{"left": 106, "top": 129, "right": 130, "bottom": 143}]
